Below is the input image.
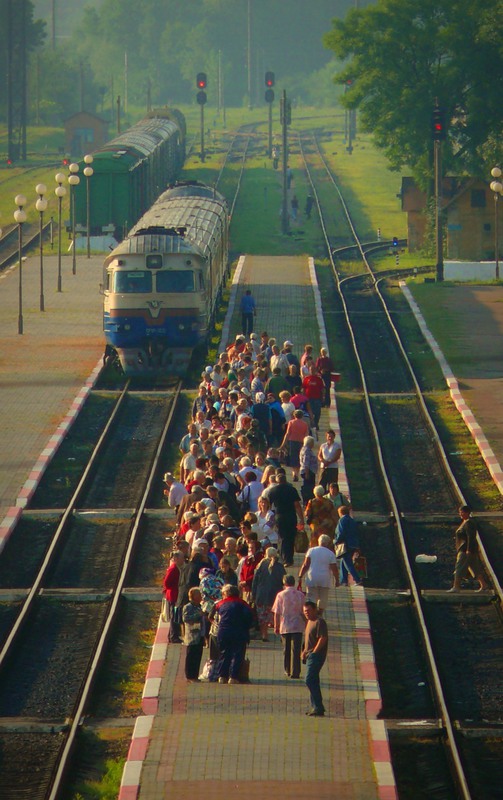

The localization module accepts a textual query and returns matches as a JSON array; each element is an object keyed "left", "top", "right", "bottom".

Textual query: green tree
[{"left": 324, "top": 0, "right": 503, "bottom": 181}]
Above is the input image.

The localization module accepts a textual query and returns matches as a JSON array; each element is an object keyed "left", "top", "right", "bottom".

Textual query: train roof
[
  {"left": 105, "top": 183, "right": 228, "bottom": 264},
  {"left": 83, "top": 116, "right": 181, "bottom": 171}
]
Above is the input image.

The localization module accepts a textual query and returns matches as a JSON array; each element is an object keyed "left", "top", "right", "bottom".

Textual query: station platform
[
  {"left": 0, "top": 252, "right": 103, "bottom": 531},
  {"left": 120, "top": 255, "right": 396, "bottom": 800}
]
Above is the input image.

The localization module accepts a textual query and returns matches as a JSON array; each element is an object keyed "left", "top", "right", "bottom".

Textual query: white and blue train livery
[{"left": 103, "top": 181, "right": 229, "bottom": 375}]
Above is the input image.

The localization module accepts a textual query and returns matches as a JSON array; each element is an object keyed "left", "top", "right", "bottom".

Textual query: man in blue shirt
[{"left": 240, "top": 289, "right": 256, "bottom": 336}]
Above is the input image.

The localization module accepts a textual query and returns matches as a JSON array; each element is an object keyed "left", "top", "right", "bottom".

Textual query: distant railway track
[
  {"left": 0, "top": 380, "right": 182, "bottom": 800},
  {"left": 299, "top": 131, "right": 503, "bottom": 800}
]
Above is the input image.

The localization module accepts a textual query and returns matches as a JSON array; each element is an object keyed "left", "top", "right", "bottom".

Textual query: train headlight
[
  {"left": 124, "top": 324, "right": 131, "bottom": 331},
  {"left": 178, "top": 323, "right": 185, "bottom": 330}
]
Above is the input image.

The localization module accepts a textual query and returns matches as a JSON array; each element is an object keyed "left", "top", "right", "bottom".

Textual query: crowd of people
[{"left": 162, "top": 328, "right": 363, "bottom": 713}]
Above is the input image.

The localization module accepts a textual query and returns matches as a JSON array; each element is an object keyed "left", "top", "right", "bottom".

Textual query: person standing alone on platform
[
  {"left": 448, "top": 505, "right": 489, "bottom": 592},
  {"left": 302, "top": 600, "right": 328, "bottom": 716},
  {"left": 240, "top": 289, "right": 256, "bottom": 337}
]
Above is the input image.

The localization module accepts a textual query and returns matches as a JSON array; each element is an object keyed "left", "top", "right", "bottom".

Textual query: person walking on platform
[
  {"left": 215, "top": 584, "right": 254, "bottom": 684},
  {"left": 272, "top": 574, "right": 306, "bottom": 679},
  {"left": 162, "top": 550, "right": 185, "bottom": 643},
  {"left": 448, "top": 505, "right": 489, "bottom": 592},
  {"left": 317, "top": 429, "right": 342, "bottom": 491},
  {"left": 240, "top": 289, "right": 256, "bottom": 337},
  {"left": 335, "top": 506, "right": 362, "bottom": 587},
  {"left": 267, "top": 472, "right": 305, "bottom": 567},
  {"left": 298, "top": 533, "right": 339, "bottom": 610},
  {"left": 302, "top": 600, "right": 328, "bottom": 717}
]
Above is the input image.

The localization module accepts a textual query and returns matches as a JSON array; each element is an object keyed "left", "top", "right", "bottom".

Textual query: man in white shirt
[
  {"left": 298, "top": 533, "right": 339, "bottom": 610},
  {"left": 163, "top": 472, "right": 187, "bottom": 512}
]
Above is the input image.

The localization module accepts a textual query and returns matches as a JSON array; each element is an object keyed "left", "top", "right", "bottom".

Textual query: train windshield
[
  {"left": 156, "top": 270, "right": 194, "bottom": 293},
  {"left": 114, "top": 271, "right": 152, "bottom": 293}
]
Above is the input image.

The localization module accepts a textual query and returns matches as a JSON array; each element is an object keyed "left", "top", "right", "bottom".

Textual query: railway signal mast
[
  {"left": 265, "top": 71, "right": 275, "bottom": 157},
  {"left": 196, "top": 72, "right": 207, "bottom": 162},
  {"left": 432, "top": 103, "right": 446, "bottom": 282}
]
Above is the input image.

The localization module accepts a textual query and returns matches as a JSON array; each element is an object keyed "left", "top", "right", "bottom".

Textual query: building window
[{"left": 471, "top": 190, "right": 486, "bottom": 208}]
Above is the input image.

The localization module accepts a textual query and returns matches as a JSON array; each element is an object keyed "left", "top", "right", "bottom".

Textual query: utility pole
[
  {"left": 280, "top": 90, "right": 291, "bottom": 235},
  {"left": 247, "top": 0, "right": 252, "bottom": 108},
  {"left": 432, "top": 104, "right": 445, "bottom": 282}
]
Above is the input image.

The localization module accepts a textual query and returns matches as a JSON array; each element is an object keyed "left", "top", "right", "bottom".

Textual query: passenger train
[
  {"left": 74, "top": 108, "right": 186, "bottom": 241},
  {"left": 103, "top": 181, "right": 229, "bottom": 375}
]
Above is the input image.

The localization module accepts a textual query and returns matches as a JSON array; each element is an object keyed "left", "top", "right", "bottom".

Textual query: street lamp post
[
  {"left": 490, "top": 167, "right": 502, "bottom": 281},
  {"left": 36, "top": 183, "right": 48, "bottom": 311},
  {"left": 55, "top": 172, "right": 67, "bottom": 292},
  {"left": 14, "top": 194, "right": 27, "bottom": 335},
  {"left": 68, "top": 163, "right": 80, "bottom": 275},
  {"left": 83, "top": 154, "right": 94, "bottom": 259}
]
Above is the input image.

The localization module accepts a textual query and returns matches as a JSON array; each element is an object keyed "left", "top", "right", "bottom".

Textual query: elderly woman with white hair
[
  {"left": 251, "top": 547, "right": 286, "bottom": 641},
  {"left": 315, "top": 347, "right": 335, "bottom": 408},
  {"left": 305, "top": 485, "right": 338, "bottom": 547},
  {"left": 298, "top": 533, "right": 339, "bottom": 611},
  {"left": 299, "top": 435, "right": 318, "bottom": 503}
]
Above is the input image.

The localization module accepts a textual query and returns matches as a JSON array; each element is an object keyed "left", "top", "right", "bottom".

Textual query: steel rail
[
  {"left": 0, "top": 380, "right": 131, "bottom": 672},
  {"left": 298, "top": 131, "right": 474, "bottom": 800},
  {"left": 48, "top": 379, "right": 183, "bottom": 800}
]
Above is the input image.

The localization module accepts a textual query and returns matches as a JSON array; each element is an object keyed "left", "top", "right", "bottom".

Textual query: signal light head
[
  {"left": 265, "top": 71, "right": 275, "bottom": 88},
  {"left": 196, "top": 72, "right": 207, "bottom": 89}
]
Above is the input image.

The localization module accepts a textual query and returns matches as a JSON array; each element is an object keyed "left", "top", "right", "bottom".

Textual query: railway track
[
  {"left": 299, "top": 132, "right": 503, "bottom": 799},
  {"left": 0, "top": 380, "right": 182, "bottom": 800}
]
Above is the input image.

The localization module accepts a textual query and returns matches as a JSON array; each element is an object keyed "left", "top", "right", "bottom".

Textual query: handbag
[
  {"left": 335, "top": 542, "right": 347, "bottom": 559},
  {"left": 294, "top": 527, "right": 309, "bottom": 553}
]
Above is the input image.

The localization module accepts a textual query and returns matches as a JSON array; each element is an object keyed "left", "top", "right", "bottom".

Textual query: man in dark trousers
[
  {"left": 302, "top": 600, "right": 328, "bottom": 716},
  {"left": 448, "top": 505, "right": 489, "bottom": 592},
  {"left": 267, "top": 471, "right": 304, "bottom": 566},
  {"left": 239, "top": 289, "right": 256, "bottom": 336}
]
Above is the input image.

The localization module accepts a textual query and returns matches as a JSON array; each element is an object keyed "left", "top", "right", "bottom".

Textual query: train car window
[
  {"left": 146, "top": 254, "right": 163, "bottom": 269},
  {"left": 156, "top": 270, "right": 194, "bottom": 293},
  {"left": 114, "top": 271, "right": 152, "bottom": 293}
]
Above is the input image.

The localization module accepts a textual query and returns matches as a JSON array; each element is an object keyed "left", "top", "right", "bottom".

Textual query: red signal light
[
  {"left": 196, "top": 72, "right": 207, "bottom": 89},
  {"left": 265, "top": 71, "right": 275, "bottom": 88}
]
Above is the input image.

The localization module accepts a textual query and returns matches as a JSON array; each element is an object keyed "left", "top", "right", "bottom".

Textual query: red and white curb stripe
[
  {"left": 401, "top": 283, "right": 503, "bottom": 496},
  {"left": 141, "top": 619, "right": 169, "bottom": 715},
  {"left": 311, "top": 257, "right": 396, "bottom": 797},
  {"left": 0, "top": 358, "right": 103, "bottom": 552},
  {"left": 118, "top": 714, "right": 154, "bottom": 800},
  {"left": 308, "top": 257, "right": 350, "bottom": 499}
]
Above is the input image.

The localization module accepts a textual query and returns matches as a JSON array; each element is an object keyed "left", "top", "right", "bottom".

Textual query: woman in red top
[
  {"left": 162, "top": 550, "right": 186, "bottom": 643},
  {"left": 238, "top": 539, "right": 264, "bottom": 603},
  {"left": 280, "top": 409, "right": 309, "bottom": 482}
]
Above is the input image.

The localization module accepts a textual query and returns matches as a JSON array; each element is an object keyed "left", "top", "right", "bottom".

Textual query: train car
[
  {"left": 102, "top": 181, "right": 229, "bottom": 376},
  {"left": 74, "top": 108, "right": 185, "bottom": 241}
]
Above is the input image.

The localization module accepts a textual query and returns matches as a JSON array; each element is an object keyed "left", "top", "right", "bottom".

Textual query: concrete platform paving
[
  {"left": 121, "top": 256, "right": 395, "bottom": 800},
  {"left": 0, "top": 252, "right": 103, "bottom": 524}
]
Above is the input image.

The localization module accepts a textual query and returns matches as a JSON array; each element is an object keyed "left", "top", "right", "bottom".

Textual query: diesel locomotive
[{"left": 103, "top": 181, "right": 229, "bottom": 376}]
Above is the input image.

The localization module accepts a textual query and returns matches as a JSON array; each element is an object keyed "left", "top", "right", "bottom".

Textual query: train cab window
[
  {"left": 156, "top": 270, "right": 194, "bottom": 293},
  {"left": 146, "top": 254, "right": 163, "bottom": 269},
  {"left": 114, "top": 271, "right": 152, "bottom": 293}
]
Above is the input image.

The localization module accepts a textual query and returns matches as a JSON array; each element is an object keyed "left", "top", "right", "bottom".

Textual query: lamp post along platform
[
  {"left": 36, "top": 183, "right": 48, "bottom": 311},
  {"left": 14, "top": 194, "right": 27, "bottom": 335},
  {"left": 55, "top": 173, "right": 67, "bottom": 292},
  {"left": 68, "top": 163, "right": 80, "bottom": 275},
  {"left": 83, "top": 154, "right": 94, "bottom": 259},
  {"left": 490, "top": 167, "right": 502, "bottom": 281}
]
